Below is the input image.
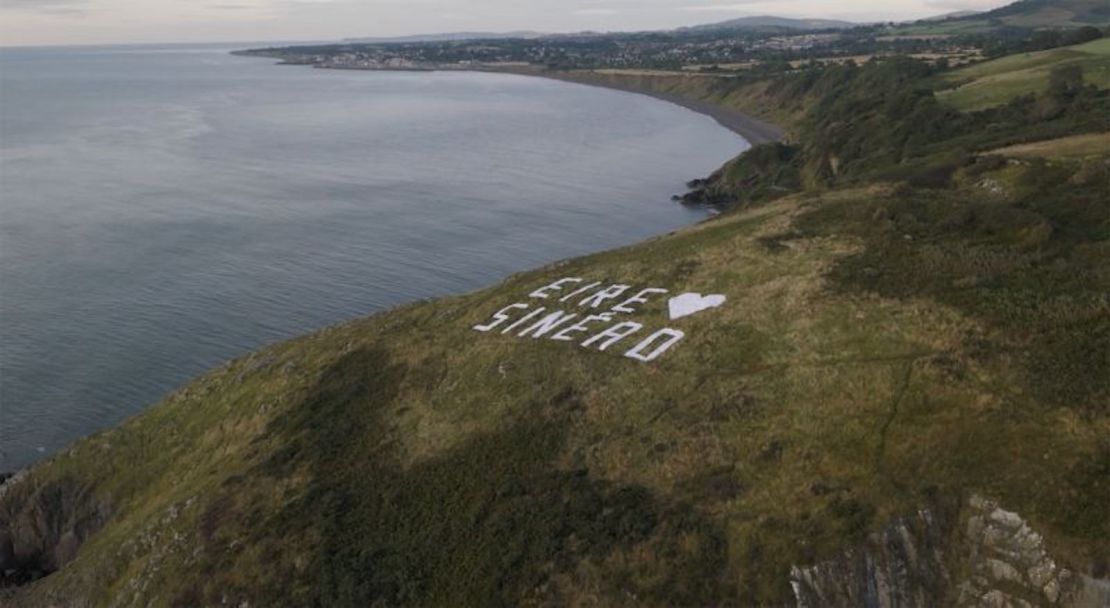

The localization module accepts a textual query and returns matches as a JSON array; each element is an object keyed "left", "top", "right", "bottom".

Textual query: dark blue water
[{"left": 0, "top": 44, "right": 748, "bottom": 470}]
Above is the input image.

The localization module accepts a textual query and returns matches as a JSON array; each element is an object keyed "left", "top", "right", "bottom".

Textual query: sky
[{"left": 0, "top": 0, "right": 1014, "bottom": 47}]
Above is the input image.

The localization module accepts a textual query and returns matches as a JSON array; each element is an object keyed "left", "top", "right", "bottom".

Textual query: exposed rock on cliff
[
  {"left": 792, "top": 495, "right": 1110, "bottom": 607},
  {"left": 0, "top": 473, "right": 110, "bottom": 588}
]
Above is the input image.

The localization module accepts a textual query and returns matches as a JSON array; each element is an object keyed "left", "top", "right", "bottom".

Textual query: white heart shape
[{"left": 668, "top": 293, "right": 726, "bottom": 320}]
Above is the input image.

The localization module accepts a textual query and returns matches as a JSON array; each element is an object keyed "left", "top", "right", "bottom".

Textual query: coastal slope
[{"left": 3, "top": 173, "right": 1108, "bottom": 604}]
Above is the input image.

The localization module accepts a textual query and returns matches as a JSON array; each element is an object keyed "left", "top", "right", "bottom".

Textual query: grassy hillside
[
  {"left": 549, "top": 70, "right": 804, "bottom": 136},
  {"left": 937, "top": 37, "right": 1110, "bottom": 110},
  {"left": 4, "top": 141, "right": 1108, "bottom": 605},
  {"left": 986, "top": 130, "right": 1110, "bottom": 158},
  {"left": 580, "top": 54, "right": 1107, "bottom": 210},
  {"left": 897, "top": 0, "right": 1110, "bottom": 35},
  {"left": 4, "top": 40, "right": 1110, "bottom": 606},
  {"left": 982, "top": 0, "right": 1110, "bottom": 27}
]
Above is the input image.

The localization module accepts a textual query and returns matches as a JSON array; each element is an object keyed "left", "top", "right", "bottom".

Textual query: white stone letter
[
  {"left": 530, "top": 278, "right": 581, "bottom": 299},
  {"left": 611, "top": 288, "right": 669, "bottom": 314},
  {"left": 473, "top": 303, "right": 530, "bottom": 332},
  {"left": 579, "top": 284, "right": 630, "bottom": 309},
  {"left": 559, "top": 281, "right": 602, "bottom": 303},
  {"left": 502, "top": 307, "right": 546, "bottom": 334},
  {"left": 581, "top": 322, "right": 643, "bottom": 351},
  {"left": 625, "top": 328, "right": 686, "bottom": 362},
  {"left": 550, "top": 314, "right": 613, "bottom": 342},
  {"left": 518, "top": 311, "right": 577, "bottom": 338}
]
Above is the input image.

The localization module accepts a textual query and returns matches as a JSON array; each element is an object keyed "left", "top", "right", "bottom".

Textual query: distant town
[{"left": 236, "top": 20, "right": 1007, "bottom": 75}]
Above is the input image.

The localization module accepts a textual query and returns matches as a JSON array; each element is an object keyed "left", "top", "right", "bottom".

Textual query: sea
[{"left": 0, "top": 43, "right": 749, "bottom": 471}]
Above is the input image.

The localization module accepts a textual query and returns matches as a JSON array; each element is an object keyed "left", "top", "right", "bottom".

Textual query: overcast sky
[{"left": 1, "top": 0, "right": 1013, "bottom": 47}]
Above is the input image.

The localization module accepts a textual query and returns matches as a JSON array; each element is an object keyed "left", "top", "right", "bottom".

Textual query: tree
[
  {"left": 1029, "top": 29, "right": 1063, "bottom": 51},
  {"left": 1065, "top": 26, "right": 1103, "bottom": 46}
]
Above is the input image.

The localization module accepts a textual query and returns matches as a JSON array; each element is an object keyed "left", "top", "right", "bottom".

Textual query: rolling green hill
[
  {"left": 897, "top": 0, "right": 1110, "bottom": 35},
  {"left": 681, "top": 16, "right": 856, "bottom": 32},
  {"left": 936, "top": 37, "right": 1110, "bottom": 110},
  {"left": 980, "top": 0, "right": 1110, "bottom": 28}
]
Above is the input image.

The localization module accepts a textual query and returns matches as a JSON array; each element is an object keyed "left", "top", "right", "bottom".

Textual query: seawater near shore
[
  {"left": 239, "top": 53, "right": 783, "bottom": 210},
  {"left": 235, "top": 50, "right": 784, "bottom": 146}
]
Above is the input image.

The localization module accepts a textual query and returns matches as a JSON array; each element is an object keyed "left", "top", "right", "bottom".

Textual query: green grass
[
  {"left": 936, "top": 38, "right": 1110, "bottom": 110},
  {"left": 986, "top": 131, "right": 1110, "bottom": 159},
  {"left": 5, "top": 162, "right": 1108, "bottom": 605},
  {"left": 894, "top": 0, "right": 1110, "bottom": 35},
  {"left": 894, "top": 19, "right": 996, "bottom": 36}
]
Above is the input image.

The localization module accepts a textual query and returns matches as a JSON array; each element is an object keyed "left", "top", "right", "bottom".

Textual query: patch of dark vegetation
[
  {"left": 1046, "top": 440, "right": 1110, "bottom": 545},
  {"left": 757, "top": 230, "right": 807, "bottom": 253},
  {"left": 826, "top": 496, "right": 878, "bottom": 540},
  {"left": 677, "top": 466, "right": 746, "bottom": 504},
  {"left": 796, "top": 163, "right": 1109, "bottom": 414},
  {"left": 198, "top": 348, "right": 732, "bottom": 606}
]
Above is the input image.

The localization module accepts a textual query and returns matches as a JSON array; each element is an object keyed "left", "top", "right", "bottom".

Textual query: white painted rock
[{"left": 668, "top": 293, "right": 726, "bottom": 320}]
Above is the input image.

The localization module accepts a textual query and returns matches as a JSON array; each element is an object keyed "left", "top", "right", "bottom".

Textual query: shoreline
[
  {"left": 524, "top": 70, "right": 786, "bottom": 146},
  {"left": 290, "top": 59, "right": 787, "bottom": 148}
]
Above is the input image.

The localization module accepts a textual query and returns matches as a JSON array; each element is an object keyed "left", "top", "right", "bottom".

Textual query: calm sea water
[{"left": 0, "top": 44, "right": 748, "bottom": 470}]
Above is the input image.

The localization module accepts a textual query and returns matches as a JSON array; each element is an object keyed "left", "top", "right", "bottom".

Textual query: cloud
[
  {"left": 922, "top": 0, "right": 1007, "bottom": 10},
  {"left": 1, "top": 0, "right": 984, "bottom": 47},
  {"left": 0, "top": 0, "right": 86, "bottom": 12},
  {"left": 680, "top": 1, "right": 773, "bottom": 10}
]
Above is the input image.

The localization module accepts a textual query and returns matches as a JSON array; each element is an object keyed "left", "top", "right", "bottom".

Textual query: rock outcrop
[
  {"left": 790, "top": 508, "right": 952, "bottom": 607},
  {"left": 791, "top": 495, "right": 1110, "bottom": 608},
  {"left": 0, "top": 472, "right": 111, "bottom": 587},
  {"left": 959, "top": 495, "right": 1109, "bottom": 608}
]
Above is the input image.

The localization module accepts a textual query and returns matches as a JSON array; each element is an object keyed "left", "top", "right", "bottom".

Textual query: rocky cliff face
[
  {"left": 791, "top": 495, "right": 1110, "bottom": 608},
  {"left": 7, "top": 457, "right": 1106, "bottom": 608},
  {"left": 0, "top": 472, "right": 111, "bottom": 588},
  {"left": 791, "top": 507, "right": 953, "bottom": 606}
]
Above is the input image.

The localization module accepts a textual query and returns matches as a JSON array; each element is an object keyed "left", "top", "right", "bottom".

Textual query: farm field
[
  {"left": 986, "top": 131, "right": 1110, "bottom": 159},
  {"left": 936, "top": 37, "right": 1110, "bottom": 110}
]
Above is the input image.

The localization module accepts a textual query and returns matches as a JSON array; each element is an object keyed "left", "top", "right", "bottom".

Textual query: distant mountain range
[
  {"left": 341, "top": 0, "right": 1109, "bottom": 46},
  {"left": 679, "top": 15, "right": 857, "bottom": 32},
  {"left": 920, "top": 10, "right": 983, "bottom": 21},
  {"left": 342, "top": 16, "right": 857, "bottom": 46}
]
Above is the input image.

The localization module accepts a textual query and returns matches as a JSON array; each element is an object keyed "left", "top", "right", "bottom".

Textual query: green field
[
  {"left": 896, "top": 0, "right": 1110, "bottom": 35},
  {"left": 937, "top": 37, "right": 1110, "bottom": 110},
  {"left": 987, "top": 131, "right": 1110, "bottom": 159},
  {"left": 895, "top": 19, "right": 996, "bottom": 36}
]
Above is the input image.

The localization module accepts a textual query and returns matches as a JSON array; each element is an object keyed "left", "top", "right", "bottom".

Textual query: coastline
[
  {"left": 290, "top": 60, "right": 787, "bottom": 148},
  {"left": 524, "top": 70, "right": 786, "bottom": 146}
]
